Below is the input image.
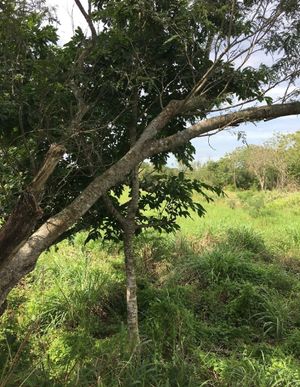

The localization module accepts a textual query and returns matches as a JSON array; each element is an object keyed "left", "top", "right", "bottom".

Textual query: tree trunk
[
  {"left": 259, "top": 176, "right": 265, "bottom": 191},
  {"left": 123, "top": 226, "right": 140, "bottom": 346},
  {"left": 233, "top": 166, "right": 237, "bottom": 190},
  {"left": 0, "top": 144, "right": 65, "bottom": 315},
  {"left": 0, "top": 144, "right": 65, "bottom": 266},
  {"left": 0, "top": 102, "right": 300, "bottom": 314}
]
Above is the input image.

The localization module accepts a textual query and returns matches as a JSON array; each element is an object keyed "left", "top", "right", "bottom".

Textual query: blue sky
[
  {"left": 47, "top": 0, "right": 300, "bottom": 164},
  {"left": 190, "top": 115, "right": 300, "bottom": 164}
]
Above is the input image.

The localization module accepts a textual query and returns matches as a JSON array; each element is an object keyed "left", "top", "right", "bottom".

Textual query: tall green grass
[{"left": 0, "top": 191, "right": 300, "bottom": 386}]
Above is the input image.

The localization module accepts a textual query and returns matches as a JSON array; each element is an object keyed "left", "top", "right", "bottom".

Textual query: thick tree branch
[
  {"left": 1, "top": 102, "right": 300, "bottom": 309},
  {"left": 74, "top": 0, "right": 96, "bottom": 39},
  {"left": 29, "top": 145, "right": 66, "bottom": 199},
  {"left": 138, "top": 99, "right": 184, "bottom": 143},
  {"left": 146, "top": 102, "right": 300, "bottom": 156}
]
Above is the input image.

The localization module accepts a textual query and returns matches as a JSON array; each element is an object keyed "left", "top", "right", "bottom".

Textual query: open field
[
  {"left": 180, "top": 190, "right": 300, "bottom": 256},
  {"left": 1, "top": 191, "right": 300, "bottom": 386}
]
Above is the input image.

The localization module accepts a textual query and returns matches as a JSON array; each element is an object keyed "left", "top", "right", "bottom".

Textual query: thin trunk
[
  {"left": 233, "top": 166, "right": 237, "bottom": 190},
  {"left": 259, "top": 176, "right": 265, "bottom": 191},
  {"left": 123, "top": 226, "right": 140, "bottom": 346},
  {"left": 123, "top": 91, "right": 141, "bottom": 346}
]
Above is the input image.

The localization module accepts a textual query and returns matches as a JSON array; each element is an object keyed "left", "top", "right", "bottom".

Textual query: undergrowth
[{"left": 0, "top": 191, "right": 300, "bottom": 386}]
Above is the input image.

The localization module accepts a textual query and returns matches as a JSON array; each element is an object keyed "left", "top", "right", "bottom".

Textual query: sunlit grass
[
  {"left": 1, "top": 190, "right": 300, "bottom": 386},
  {"left": 178, "top": 190, "right": 300, "bottom": 256}
]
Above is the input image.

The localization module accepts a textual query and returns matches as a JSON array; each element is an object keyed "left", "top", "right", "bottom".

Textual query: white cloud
[{"left": 46, "top": 0, "right": 89, "bottom": 44}]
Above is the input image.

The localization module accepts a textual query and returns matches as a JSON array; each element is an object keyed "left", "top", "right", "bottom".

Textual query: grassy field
[{"left": 1, "top": 190, "right": 300, "bottom": 386}]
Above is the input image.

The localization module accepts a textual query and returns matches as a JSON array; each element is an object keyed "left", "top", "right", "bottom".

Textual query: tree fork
[
  {"left": 0, "top": 103, "right": 300, "bottom": 315},
  {"left": 0, "top": 144, "right": 65, "bottom": 268}
]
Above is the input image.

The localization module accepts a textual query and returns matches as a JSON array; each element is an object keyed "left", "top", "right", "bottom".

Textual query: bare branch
[
  {"left": 102, "top": 194, "right": 126, "bottom": 227},
  {"left": 74, "top": 0, "right": 96, "bottom": 39},
  {"left": 146, "top": 102, "right": 300, "bottom": 157}
]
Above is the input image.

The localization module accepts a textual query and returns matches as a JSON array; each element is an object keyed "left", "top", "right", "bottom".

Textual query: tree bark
[
  {"left": 102, "top": 193, "right": 141, "bottom": 346},
  {"left": 0, "top": 144, "right": 65, "bottom": 266},
  {"left": 103, "top": 94, "right": 141, "bottom": 346},
  {"left": 259, "top": 176, "right": 265, "bottom": 191},
  {"left": 0, "top": 102, "right": 300, "bottom": 313},
  {"left": 123, "top": 226, "right": 140, "bottom": 346}
]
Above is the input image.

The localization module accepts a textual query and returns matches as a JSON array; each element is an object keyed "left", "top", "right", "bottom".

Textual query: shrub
[
  {"left": 284, "top": 330, "right": 300, "bottom": 358},
  {"left": 225, "top": 227, "right": 269, "bottom": 258},
  {"left": 143, "top": 298, "right": 197, "bottom": 356}
]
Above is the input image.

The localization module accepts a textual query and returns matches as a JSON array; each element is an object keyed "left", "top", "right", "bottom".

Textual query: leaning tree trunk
[
  {"left": 0, "top": 102, "right": 299, "bottom": 315},
  {"left": 0, "top": 144, "right": 65, "bottom": 315}
]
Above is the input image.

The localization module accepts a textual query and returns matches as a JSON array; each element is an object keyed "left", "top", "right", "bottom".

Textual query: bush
[
  {"left": 142, "top": 293, "right": 198, "bottom": 356},
  {"left": 225, "top": 227, "right": 269, "bottom": 258},
  {"left": 237, "top": 191, "right": 274, "bottom": 217},
  {"left": 284, "top": 329, "right": 300, "bottom": 358}
]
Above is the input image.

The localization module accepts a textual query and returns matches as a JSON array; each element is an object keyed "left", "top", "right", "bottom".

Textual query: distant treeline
[{"left": 188, "top": 131, "right": 300, "bottom": 190}]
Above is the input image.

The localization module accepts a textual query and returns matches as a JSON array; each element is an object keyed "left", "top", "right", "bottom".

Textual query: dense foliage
[{"left": 1, "top": 0, "right": 299, "bottom": 226}]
